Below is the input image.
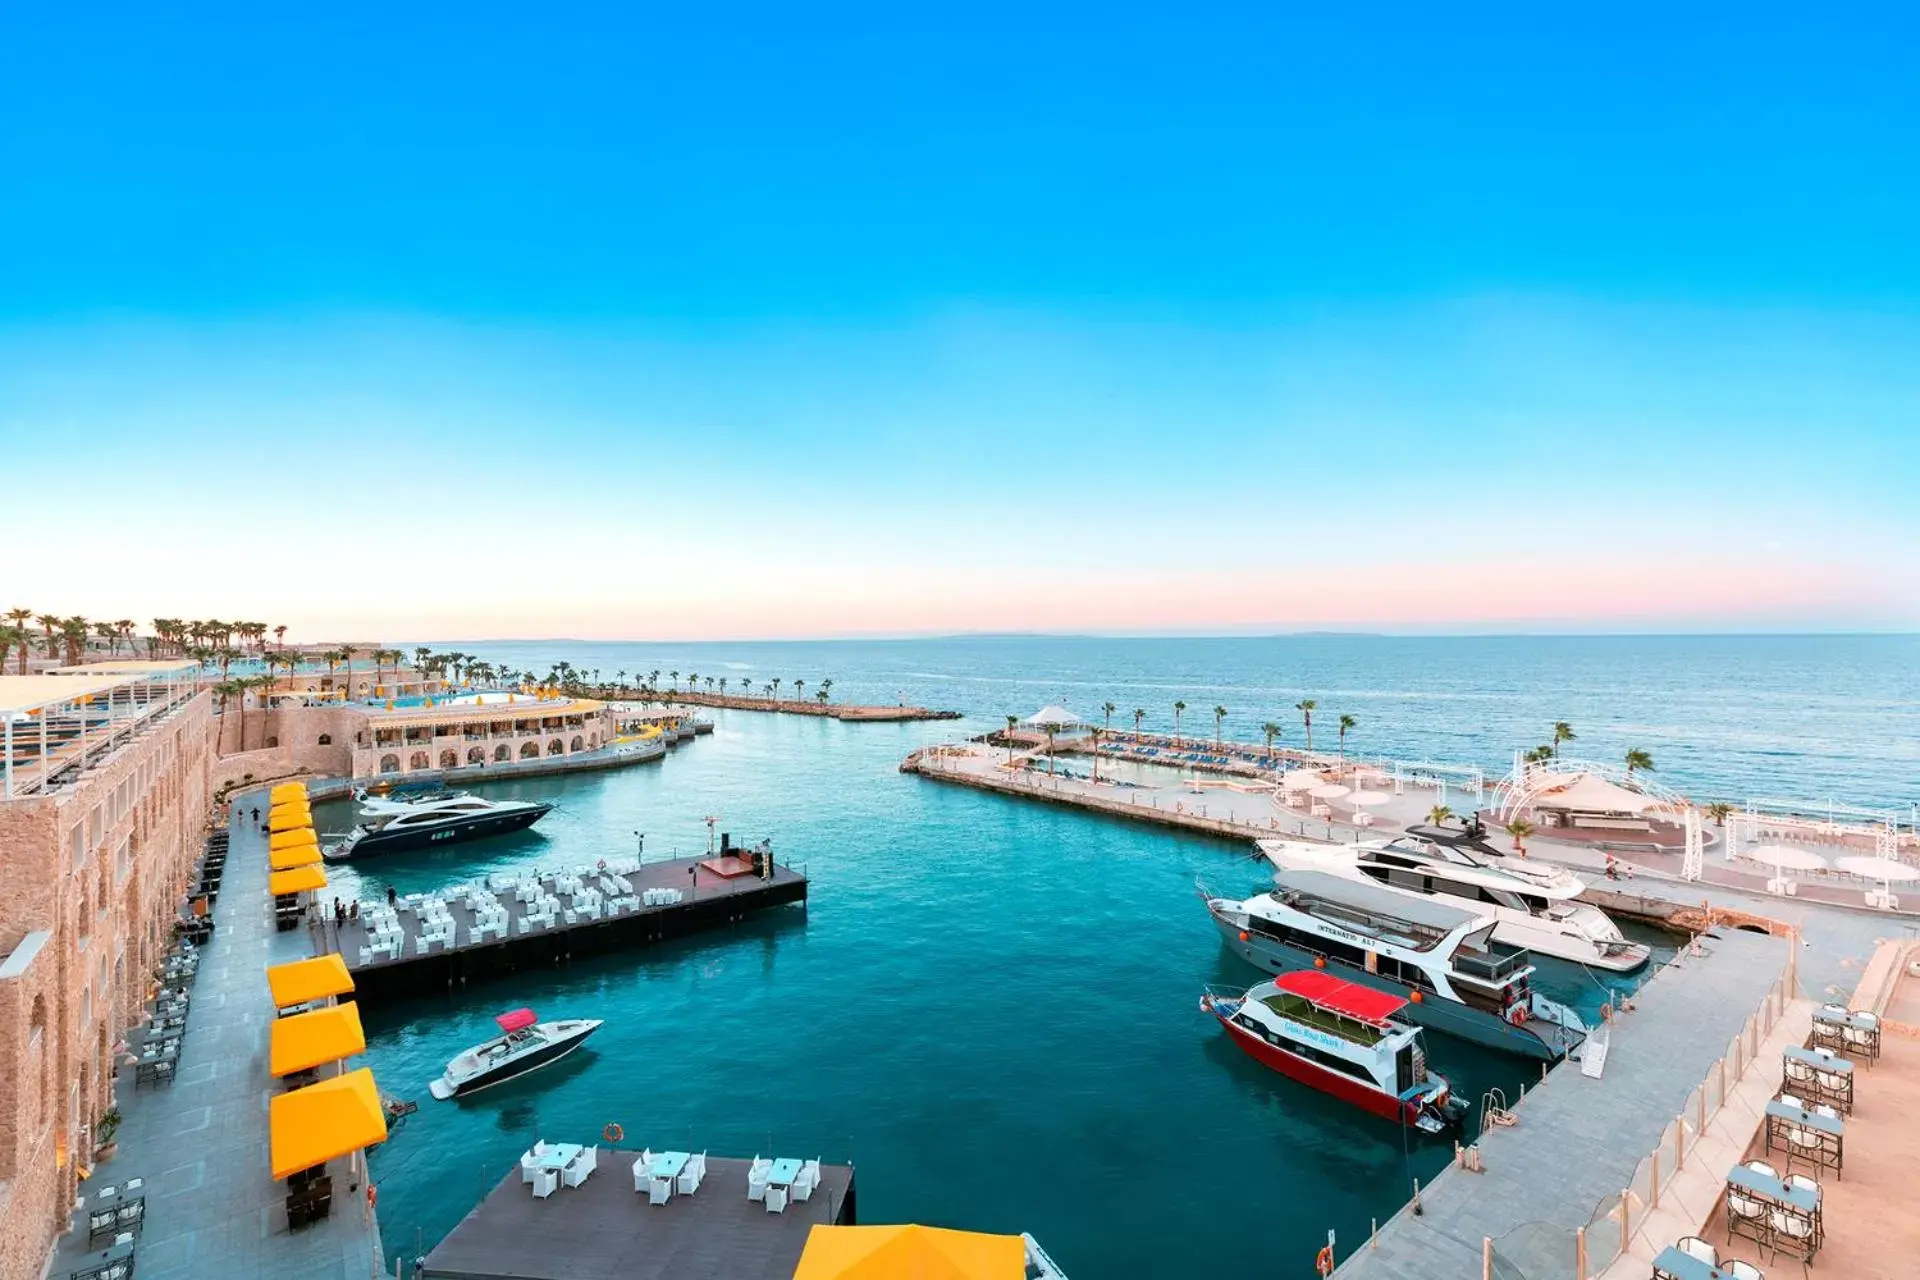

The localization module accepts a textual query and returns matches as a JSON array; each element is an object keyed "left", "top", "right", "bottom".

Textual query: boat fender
[
  {"left": 1316, "top": 1245, "right": 1334, "bottom": 1276},
  {"left": 1508, "top": 1004, "right": 1529, "bottom": 1027},
  {"left": 1313, "top": 956, "right": 1327, "bottom": 970},
  {"left": 603, "top": 1122, "right": 624, "bottom": 1144},
  {"left": 1238, "top": 930, "right": 1250, "bottom": 942},
  {"left": 1410, "top": 990, "right": 1423, "bottom": 1003}
]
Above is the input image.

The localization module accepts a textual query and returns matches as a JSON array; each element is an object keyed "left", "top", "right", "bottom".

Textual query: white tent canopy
[
  {"left": 1310, "top": 783, "right": 1352, "bottom": 800},
  {"left": 1281, "top": 771, "right": 1324, "bottom": 791},
  {"left": 1835, "top": 855, "right": 1920, "bottom": 883},
  {"left": 1738, "top": 843, "right": 1830, "bottom": 872},
  {"left": 1347, "top": 789, "right": 1391, "bottom": 807},
  {"left": 1532, "top": 772, "right": 1661, "bottom": 816},
  {"left": 1025, "top": 706, "right": 1084, "bottom": 729}
]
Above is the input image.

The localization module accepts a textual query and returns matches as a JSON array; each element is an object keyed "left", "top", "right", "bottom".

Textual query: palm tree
[
  {"left": 60, "top": 616, "right": 90, "bottom": 665},
  {"left": 35, "top": 614, "right": 60, "bottom": 660},
  {"left": 1261, "top": 721, "right": 1281, "bottom": 764},
  {"left": 0, "top": 625, "right": 26, "bottom": 674},
  {"left": 339, "top": 644, "right": 358, "bottom": 699},
  {"left": 1624, "top": 748, "right": 1655, "bottom": 778},
  {"left": 793, "top": 679, "right": 806, "bottom": 703},
  {"left": 669, "top": 670, "right": 680, "bottom": 691},
  {"left": 1429, "top": 804, "right": 1454, "bottom": 827},
  {"left": 1212, "top": 704, "right": 1228, "bottom": 748},
  {"left": 1705, "top": 801, "right": 1734, "bottom": 828},
  {"left": 820, "top": 678, "right": 834, "bottom": 703},
  {"left": 117, "top": 619, "right": 136, "bottom": 654},
  {"left": 95, "top": 620, "right": 119, "bottom": 656},
  {"left": 274, "top": 624, "right": 288, "bottom": 650},
  {"left": 1132, "top": 708, "right": 1145, "bottom": 733},
  {"left": 1296, "top": 700, "right": 1317, "bottom": 753},
  {"left": 1337, "top": 713, "right": 1357, "bottom": 762},
  {"left": 1552, "top": 721, "right": 1576, "bottom": 757},
  {"left": 718, "top": 677, "right": 729, "bottom": 696},
  {"left": 1504, "top": 817, "right": 1536, "bottom": 858},
  {"left": 1524, "top": 744, "right": 1554, "bottom": 764},
  {"left": 816, "top": 688, "right": 829, "bottom": 705},
  {"left": 1089, "top": 726, "right": 1103, "bottom": 783},
  {"left": 1043, "top": 724, "right": 1058, "bottom": 775},
  {"left": 771, "top": 678, "right": 782, "bottom": 703},
  {"left": 1102, "top": 701, "right": 1117, "bottom": 732},
  {"left": 1172, "top": 700, "right": 1187, "bottom": 745},
  {"left": 212, "top": 679, "right": 243, "bottom": 754},
  {"left": 1004, "top": 714, "right": 1019, "bottom": 765}
]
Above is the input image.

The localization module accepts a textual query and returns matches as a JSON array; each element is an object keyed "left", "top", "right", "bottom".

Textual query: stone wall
[{"left": 0, "top": 694, "right": 213, "bottom": 1280}]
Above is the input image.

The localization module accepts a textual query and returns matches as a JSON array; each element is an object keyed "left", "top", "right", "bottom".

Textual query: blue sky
[{"left": 3, "top": 5, "right": 1917, "bottom": 638}]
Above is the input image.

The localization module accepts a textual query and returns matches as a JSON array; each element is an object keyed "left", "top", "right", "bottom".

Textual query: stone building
[{"left": 0, "top": 662, "right": 211, "bottom": 1280}]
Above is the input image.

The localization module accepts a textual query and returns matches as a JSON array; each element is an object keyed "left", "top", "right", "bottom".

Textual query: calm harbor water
[{"left": 344, "top": 635, "right": 1912, "bottom": 1276}]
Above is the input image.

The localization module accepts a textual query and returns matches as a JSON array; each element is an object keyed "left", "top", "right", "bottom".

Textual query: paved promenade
[
  {"left": 1335, "top": 928, "right": 1792, "bottom": 1280},
  {"left": 49, "top": 793, "right": 382, "bottom": 1280}
]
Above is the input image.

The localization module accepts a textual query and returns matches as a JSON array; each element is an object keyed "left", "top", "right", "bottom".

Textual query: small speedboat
[
  {"left": 428, "top": 1009, "right": 602, "bottom": 1100},
  {"left": 1200, "top": 970, "right": 1468, "bottom": 1133}
]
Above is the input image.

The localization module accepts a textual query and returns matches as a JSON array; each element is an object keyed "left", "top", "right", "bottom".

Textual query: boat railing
[{"left": 1451, "top": 947, "right": 1531, "bottom": 984}]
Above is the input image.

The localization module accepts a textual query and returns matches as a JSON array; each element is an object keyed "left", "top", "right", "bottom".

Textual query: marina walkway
[
  {"left": 1335, "top": 928, "right": 1792, "bottom": 1280},
  {"left": 48, "top": 793, "right": 381, "bottom": 1280}
]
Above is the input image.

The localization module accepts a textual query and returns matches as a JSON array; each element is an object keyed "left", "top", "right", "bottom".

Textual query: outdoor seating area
[
  {"left": 132, "top": 935, "right": 203, "bottom": 1089},
  {"left": 1651, "top": 1236, "right": 1763, "bottom": 1280},
  {"left": 746, "top": 1154, "right": 821, "bottom": 1214}
]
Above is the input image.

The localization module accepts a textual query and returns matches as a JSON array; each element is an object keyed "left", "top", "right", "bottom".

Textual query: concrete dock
[
  {"left": 419, "top": 1152, "right": 854, "bottom": 1280},
  {"left": 320, "top": 855, "right": 807, "bottom": 1002},
  {"left": 1333, "top": 927, "right": 1795, "bottom": 1280},
  {"left": 625, "top": 688, "right": 961, "bottom": 721}
]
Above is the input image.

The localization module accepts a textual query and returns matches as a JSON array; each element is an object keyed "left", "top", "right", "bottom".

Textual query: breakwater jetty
[
  {"left": 618, "top": 688, "right": 961, "bottom": 722},
  {"left": 319, "top": 852, "right": 807, "bottom": 1002}
]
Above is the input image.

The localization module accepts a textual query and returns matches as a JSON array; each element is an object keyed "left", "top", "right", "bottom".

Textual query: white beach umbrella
[
  {"left": 1310, "top": 782, "right": 1351, "bottom": 799},
  {"left": 1346, "top": 789, "right": 1392, "bottom": 807},
  {"left": 1834, "top": 855, "right": 1920, "bottom": 884},
  {"left": 1737, "top": 843, "right": 1830, "bottom": 873},
  {"left": 1281, "top": 771, "right": 1323, "bottom": 791}
]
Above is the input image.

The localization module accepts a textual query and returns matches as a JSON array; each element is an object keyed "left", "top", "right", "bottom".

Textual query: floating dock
[
  {"left": 321, "top": 854, "right": 807, "bottom": 1002},
  {"left": 419, "top": 1153, "right": 854, "bottom": 1280}
]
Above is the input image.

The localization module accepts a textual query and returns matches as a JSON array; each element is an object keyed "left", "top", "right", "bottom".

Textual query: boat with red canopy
[
  {"left": 429, "top": 1008, "right": 603, "bottom": 1100},
  {"left": 1200, "top": 971, "right": 1467, "bottom": 1132}
]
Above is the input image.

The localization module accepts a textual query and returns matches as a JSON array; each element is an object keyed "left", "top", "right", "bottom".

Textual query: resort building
[{"left": 0, "top": 661, "right": 212, "bottom": 1280}]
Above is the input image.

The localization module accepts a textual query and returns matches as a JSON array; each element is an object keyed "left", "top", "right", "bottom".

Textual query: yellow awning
[
  {"left": 268, "top": 1067, "right": 387, "bottom": 1180},
  {"left": 269, "top": 800, "right": 312, "bottom": 820},
  {"left": 270, "top": 782, "right": 309, "bottom": 803},
  {"left": 269, "top": 842, "right": 324, "bottom": 870},
  {"left": 269, "top": 865, "right": 327, "bottom": 895},
  {"left": 269, "top": 1003, "right": 366, "bottom": 1076},
  {"left": 267, "top": 955, "right": 354, "bottom": 1008},
  {"left": 793, "top": 1225, "right": 1027, "bottom": 1280},
  {"left": 268, "top": 828, "right": 318, "bottom": 851},
  {"left": 268, "top": 810, "right": 313, "bottom": 833}
]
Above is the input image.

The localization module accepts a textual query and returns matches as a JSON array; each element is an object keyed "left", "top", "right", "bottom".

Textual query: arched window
[
  {"left": 379, "top": 754, "right": 401, "bottom": 774},
  {"left": 409, "top": 751, "right": 430, "bottom": 770},
  {"left": 467, "top": 747, "right": 485, "bottom": 764},
  {"left": 547, "top": 739, "right": 565, "bottom": 756},
  {"left": 519, "top": 742, "right": 540, "bottom": 759},
  {"left": 494, "top": 745, "right": 511, "bottom": 762},
  {"left": 439, "top": 749, "right": 458, "bottom": 770},
  {"left": 317, "top": 734, "right": 332, "bottom": 746},
  {"left": 569, "top": 735, "right": 584, "bottom": 753}
]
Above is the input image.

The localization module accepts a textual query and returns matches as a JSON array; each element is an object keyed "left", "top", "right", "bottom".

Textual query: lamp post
[{"left": 633, "top": 831, "right": 646, "bottom": 862}]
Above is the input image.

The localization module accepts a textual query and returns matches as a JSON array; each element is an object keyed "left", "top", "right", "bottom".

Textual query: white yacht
[
  {"left": 1258, "top": 836, "right": 1651, "bottom": 973},
  {"left": 1202, "top": 869, "right": 1588, "bottom": 1062},
  {"left": 323, "top": 791, "right": 552, "bottom": 862}
]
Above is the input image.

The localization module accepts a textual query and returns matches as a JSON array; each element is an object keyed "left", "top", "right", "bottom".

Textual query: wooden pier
[
  {"left": 617, "top": 687, "right": 961, "bottom": 722},
  {"left": 319, "top": 854, "right": 807, "bottom": 1002}
]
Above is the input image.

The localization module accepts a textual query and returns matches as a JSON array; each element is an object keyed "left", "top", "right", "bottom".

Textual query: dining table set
[
  {"left": 133, "top": 942, "right": 201, "bottom": 1088},
  {"left": 71, "top": 1176, "right": 144, "bottom": 1279},
  {"left": 521, "top": 1140, "right": 601, "bottom": 1199},
  {"left": 632, "top": 1147, "right": 708, "bottom": 1205}
]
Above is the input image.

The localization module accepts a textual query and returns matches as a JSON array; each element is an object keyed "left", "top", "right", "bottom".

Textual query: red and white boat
[{"left": 1200, "top": 970, "right": 1468, "bottom": 1133}]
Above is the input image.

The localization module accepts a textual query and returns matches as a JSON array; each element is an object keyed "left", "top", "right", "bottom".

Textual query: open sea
[{"left": 344, "top": 635, "right": 1916, "bottom": 1277}]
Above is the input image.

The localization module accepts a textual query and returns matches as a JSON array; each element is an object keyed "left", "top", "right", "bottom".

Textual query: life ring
[
  {"left": 1316, "top": 1244, "right": 1334, "bottom": 1276},
  {"left": 597, "top": 859, "right": 607, "bottom": 872},
  {"left": 603, "top": 1122, "right": 624, "bottom": 1144}
]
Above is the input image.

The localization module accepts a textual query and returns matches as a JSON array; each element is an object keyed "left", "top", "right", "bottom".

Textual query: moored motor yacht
[
  {"left": 428, "top": 1009, "right": 602, "bottom": 1100},
  {"left": 324, "top": 791, "right": 552, "bottom": 862},
  {"left": 1202, "top": 869, "right": 1588, "bottom": 1062},
  {"left": 1259, "top": 835, "right": 1651, "bottom": 973},
  {"left": 1201, "top": 970, "right": 1468, "bottom": 1133}
]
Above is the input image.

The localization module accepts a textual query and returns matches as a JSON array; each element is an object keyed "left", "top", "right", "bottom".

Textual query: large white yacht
[
  {"left": 1203, "top": 869, "right": 1588, "bottom": 1062},
  {"left": 1258, "top": 835, "right": 1651, "bottom": 973}
]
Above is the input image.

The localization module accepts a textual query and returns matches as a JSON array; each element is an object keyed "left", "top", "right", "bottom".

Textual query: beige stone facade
[{"left": 0, "top": 678, "right": 212, "bottom": 1280}]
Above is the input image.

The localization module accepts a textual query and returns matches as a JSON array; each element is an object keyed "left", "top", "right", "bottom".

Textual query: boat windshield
[{"left": 1259, "top": 992, "right": 1387, "bottom": 1046}]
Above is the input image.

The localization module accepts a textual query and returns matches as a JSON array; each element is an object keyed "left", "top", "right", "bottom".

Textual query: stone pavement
[{"left": 47, "top": 790, "right": 382, "bottom": 1280}]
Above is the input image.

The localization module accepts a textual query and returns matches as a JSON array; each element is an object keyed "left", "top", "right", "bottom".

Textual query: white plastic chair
[
  {"left": 631, "top": 1149, "right": 654, "bottom": 1192},
  {"left": 520, "top": 1151, "right": 541, "bottom": 1184},
  {"left": 792, "top": 1158, "right": 821, "bottom": 1202},
  {"left": 678, "top": 1151, "right": 707, "bottom": 1196},
  {"left": 563, "top": 1155, "right": 593, "bottom": 1189},
  {"left": 533, "top": 1168, "right": 558, "bottom": 1199},
  {"left": 765, "top": 1184, "right": 788, "bottom": 1213},
  {"left": 648, "top": 1175, "right": 672, "bottom": 1205},
  {"left": 747, "top": 1155, "right": 770, "bottom": 1202}
]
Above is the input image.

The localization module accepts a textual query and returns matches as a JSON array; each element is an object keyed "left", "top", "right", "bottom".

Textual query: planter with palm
[
  {"left": 1505, "top": 817, "right": 1536, "bottom": 858},
  {"left": 1429, "top": 804, "right": 1454, "bottom": 827}
]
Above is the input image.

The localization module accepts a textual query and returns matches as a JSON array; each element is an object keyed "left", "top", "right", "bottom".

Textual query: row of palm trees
[
  {"left": 1077, "top": 697, "right": 1362, "bottom": 762},
  {"left": 1517, "top": 721, "right": 1657, "bottom": 779},
  {"left": 0, "top": 609, "right": 302, "bottom": 676}
]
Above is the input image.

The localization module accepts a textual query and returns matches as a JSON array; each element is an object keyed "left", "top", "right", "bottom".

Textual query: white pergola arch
[{"left": 1490, "top": 754, "right": 1685, "bottom": 823}]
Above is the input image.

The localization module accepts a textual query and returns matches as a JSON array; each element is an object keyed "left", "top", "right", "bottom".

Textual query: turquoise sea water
[{"left": 344, "top": 636, "right": 1914, "bottom": 1276}]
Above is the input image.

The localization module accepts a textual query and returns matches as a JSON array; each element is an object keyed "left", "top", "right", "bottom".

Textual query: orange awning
[
  {"left": 269, "top": 842, "right": 324, "bottom": 870},
  {"left": 268, "top": 865, "right": 327, "bottom": 895},
  {"left": 268, "top": 1067, "right": 387, "bottom": 1180},
  {"left": 793, "top": 1225, "right": 1026, "bottom": 1280},
  {"left": 267, "top": 955, "right": 354, "bottom": 1008},
  {"left": 268, "top": 827, "right": 318, "bottom": 851},
  {"left": 269, "top": 1003, "right": 366, "bottom": 1076}
]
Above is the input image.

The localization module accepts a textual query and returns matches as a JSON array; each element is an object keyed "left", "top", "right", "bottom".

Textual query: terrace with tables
[{"left": 1, "top": 661, "right": 200, "bottom": 798}]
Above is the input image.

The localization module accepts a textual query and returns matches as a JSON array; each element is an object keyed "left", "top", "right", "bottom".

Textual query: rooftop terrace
[{"left": 1, "top": 660, "right": 200, "bottom": 799}]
